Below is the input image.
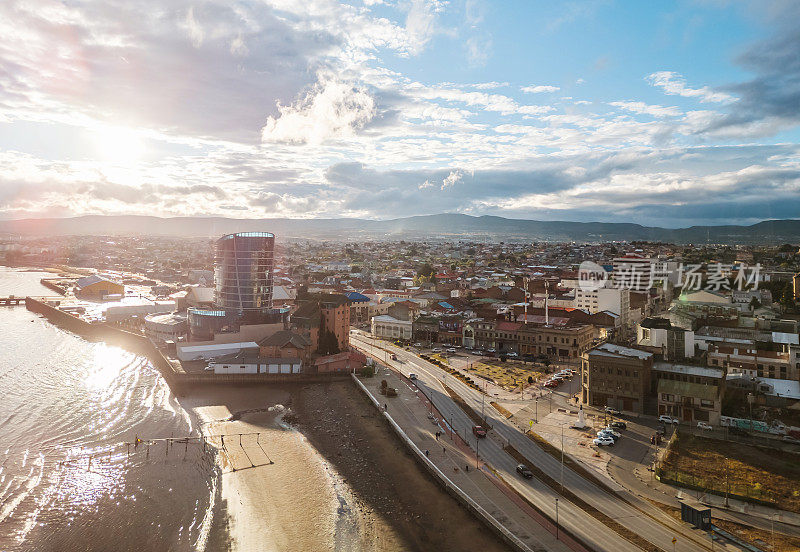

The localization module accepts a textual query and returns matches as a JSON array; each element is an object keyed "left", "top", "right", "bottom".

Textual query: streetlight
[
  {"left": 561, "top": 422, "right": 565, "bottom": 492},
  {"left": 555, "top": 498, "right": 559, "bottom": 540},
  {"left": 772, "top": 513, "right": 776, "bottom": 552}
]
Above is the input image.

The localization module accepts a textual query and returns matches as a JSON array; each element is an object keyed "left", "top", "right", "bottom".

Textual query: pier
[
  {"left": 57, "top": 432, "right": 276, "bottom": 473},
  {"left": 0, "top": 296, "right": 25, "bottom": 305}
]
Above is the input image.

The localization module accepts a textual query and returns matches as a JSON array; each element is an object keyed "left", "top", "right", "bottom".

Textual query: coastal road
[
  {"left": 353, "top": 336, "right": 644, "bottom": 552},
  {"left": 353, "top": 335, "right": 718, "bottom": 552}
]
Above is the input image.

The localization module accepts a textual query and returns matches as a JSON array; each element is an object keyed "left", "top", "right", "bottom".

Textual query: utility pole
[
  {"left": 772, "top": 514, "right": 776, "bottom": 552},
  {"left": 725, "top": 456, "right": 730, "bottom": 508}
]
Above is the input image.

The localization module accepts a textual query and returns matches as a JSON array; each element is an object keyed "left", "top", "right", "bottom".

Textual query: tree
[
  {"left": 417, "top": 262, "right": 435, "bottom": 279},
  {"left": 317, "top": 329, "right": 340, "bottom": 356},
  {"left": 749, "top": 296, "right": 761, "bottom": 311},
  {"left": 780, "top": 282, "right": 795, "bottom": 311}
]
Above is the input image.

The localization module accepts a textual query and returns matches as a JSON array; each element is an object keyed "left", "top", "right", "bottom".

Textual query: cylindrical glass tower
[{"left": 214, "top": 232, "right": 275, "bottom": 321}]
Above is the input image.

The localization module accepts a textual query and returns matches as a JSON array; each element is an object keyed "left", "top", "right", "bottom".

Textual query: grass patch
[
  {"left": 463, "top": 360, "right": 546, "bottom": 392},
  {"left": 489, "top": 401, "right": 513, "bottom": 419},
  {"left": 660, "top": 432, "right": 800, "bottom": 512},
  {"left": 649, "top": 499, "right": 800, "bottom": 552}
]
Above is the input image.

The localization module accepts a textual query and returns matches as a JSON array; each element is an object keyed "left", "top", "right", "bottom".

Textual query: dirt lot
[
  {"left": 661, "top": 433, "right": 800, "bottom": 512},
  {"left": 462, "top": 360, "right": 547, "bottom": 391}
]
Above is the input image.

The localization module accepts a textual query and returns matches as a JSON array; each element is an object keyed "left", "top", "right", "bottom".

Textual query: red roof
[{"left": 496, "top": 321, "right": 522, "bottom": 331}]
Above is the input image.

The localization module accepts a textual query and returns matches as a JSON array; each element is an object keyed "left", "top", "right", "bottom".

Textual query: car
[
  {"left": 604, "top": 406, "right": 620, "bottom": 415},
  {"left": 781, "top": 435, "right": 800, "bottom": 444},
  {"left": 487, "top": 348, "right": 497, "bottom": 353},
  {"left": 697, "top": 421, "right": 713, "bottom": 430},
  {"left": 413, "top": 342, "right": 423, "bottom": 347},
  {"left": 543, "top": 380, "right": 559, "bottom": 388},
  {"left": 658, "top": 415, "right": 679, "bottom": 424},
  {"left": 391, "top": 354, "right": 398, "bottom": 360},
  {"left": 593, "top": 436, "right": 615, "bottom": 446},
  {"left": 506, "top": 352, "right": 519, "bottom": 358},
  {"left": 597, "top": 429, "right": 620, "bottom": 443},
  {"left": 472, "top": 350, "right": 483, "bottom": 355},
  {"left": 432, "top": 347, "right": 442, "bottom": 353},
  {"left": 516, "top": 464, "right": 534, "bottom": 479},
  {"left": 609, "top": 421, "right": 627, "bottom": 430},
  {"left": 472, "top": 425, "right": 487, "bottom": 438},
  {"left": 446, "top": 347, "right": 457, "bottom": 353},
  {"left": 600, "top": 427, "right": 621, "bottom": 439},
  {"left": 409, "top": 373, "right": 418, "bottom": 380}
]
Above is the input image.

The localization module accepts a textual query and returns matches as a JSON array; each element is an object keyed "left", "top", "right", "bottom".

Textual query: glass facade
[{"left": 214, "top": 232, "right": 275, "bottom": 322}]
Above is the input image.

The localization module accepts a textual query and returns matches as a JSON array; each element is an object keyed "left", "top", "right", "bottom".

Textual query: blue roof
[
  {"left": 345, "top": 291, "right": 370, "bottom": 303},
  {"left": 438, "top": 301, "right": 455, "bottom": 310}
]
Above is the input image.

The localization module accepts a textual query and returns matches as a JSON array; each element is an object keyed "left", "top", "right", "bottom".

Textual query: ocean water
[{"left": 0, "top": 268, "right": 222, "bottom": 551}]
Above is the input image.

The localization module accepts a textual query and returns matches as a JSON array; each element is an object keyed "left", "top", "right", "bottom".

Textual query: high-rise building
[
  {"left": 188, "top": 231, "right": 283, "bottom": 341},
  {"left": 214, "top": 231, "right": 275, "bottom": 316}
]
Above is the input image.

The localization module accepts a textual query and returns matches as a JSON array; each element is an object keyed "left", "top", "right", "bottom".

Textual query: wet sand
[{"left": 180, "top": 381, "right": 511, "bottom": 552}]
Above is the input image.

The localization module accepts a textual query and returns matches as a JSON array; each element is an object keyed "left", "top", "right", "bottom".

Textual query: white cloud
[
  {"left": 261, "top": 77, "right": 377, "bottom": 145},
  {"left": 610, "top": 101, "right": 682, "bottom": 118},
  {"left": 521, "top": 85, "right": 560, "bottom": 94},
  {"left": 441, "top": 169, "right": 463, "bottom": 189},
  {"left": 646, "top": 71, "right": 735, "bottom": 104}
]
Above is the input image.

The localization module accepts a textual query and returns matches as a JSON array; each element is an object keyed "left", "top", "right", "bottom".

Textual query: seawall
[{"left": 25, "top": 296, "right": 351, "bottom": 391}]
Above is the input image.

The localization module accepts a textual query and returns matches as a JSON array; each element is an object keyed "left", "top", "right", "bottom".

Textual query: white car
[
  {"left": 697, "top": 421, "right": 713, "bottom": 430},
  {"left": 446, "top": 347, "right": 457, "bottom": 353},
  {"left": 472, "top": 350, "right": 482, "bottom": 355},
  {"left": 506, "top": 352, "right": 519, "bottom": 358},
  {"left": 432, "top": 348, "right": 442, "bottom": 352},
  {"left": 593, "top": 436, "right": 615, "bottom": 446},
  {"left": 600, "top": 427, "right": 621, "bottom": 439},
  {"left": 659, "top": 415, "right": 679, "bottom": 424}
]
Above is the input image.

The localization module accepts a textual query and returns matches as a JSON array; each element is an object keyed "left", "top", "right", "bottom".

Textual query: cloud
[
  {"left": 521, "top": 85, "right": 560, "bottom": 94},
  {"left": 646, "top": 71, "right": 734, "bottom": 104},
  {"left": 610, "top": 101, "right": 682, "bottom": 118},
  {"left": 261, "top": 77, "right": 377, "bottom": 144}
]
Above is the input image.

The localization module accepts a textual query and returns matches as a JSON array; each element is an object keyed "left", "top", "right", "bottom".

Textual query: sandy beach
[{"left": 179, "top": 381, "right": 511, "bottom": 552}]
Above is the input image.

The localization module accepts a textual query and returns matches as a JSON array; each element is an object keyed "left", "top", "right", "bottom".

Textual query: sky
[{"left": 0, "top": 0, "right": 799, "bottom": 227}]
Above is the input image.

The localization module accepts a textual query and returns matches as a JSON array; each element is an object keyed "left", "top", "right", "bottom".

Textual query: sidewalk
[{"left": 358, "top": 363, "right": 576, "bottom": 552}]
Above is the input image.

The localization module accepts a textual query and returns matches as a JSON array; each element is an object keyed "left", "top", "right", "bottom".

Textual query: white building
[
  {"left": 636, "top": 317, "right": 695, "bottom": 359},
  {"left": 574, "top": 286, "right": 630, "bottom": 327},
  {"left": 371, "top": 314, "right": 413, "bottom": 340},
  {"left": 207, "top": 355, "right": 301, "bottom": 375},
  {"left": 144, "top": 312, "right": 187, "bottom": 345}
]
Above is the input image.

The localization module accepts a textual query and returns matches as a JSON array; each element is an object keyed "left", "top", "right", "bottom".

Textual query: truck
[{"left": 472, "top": 425, "right": 487, "bottom": 438}]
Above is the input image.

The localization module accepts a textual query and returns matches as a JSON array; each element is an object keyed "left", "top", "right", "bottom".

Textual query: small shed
[{"left": 680, "top": 498, "right": 711, "bottom": 530}]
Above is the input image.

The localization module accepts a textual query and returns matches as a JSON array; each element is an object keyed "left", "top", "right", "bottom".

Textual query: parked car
[
  {"left": 391, "top": 354, "right": 398, "bottom": 360},
  {"left": 543, "top": 380, "right": 559, "bottom": 388},
  {"left": 446, "top": 347, "right": 457, "bottom": 353},
  {"left": 597, "top": 430, "right": 620, "bottom": 442},
  {"left": 472, "top": 425, "right": 487, "bottom": 438},
  {"left": 409, "top": 373, "right": 418, "bottom": 380},
  {"left": 658, "top": 415, "right": 679, "bottom": 424},
  {"left": 697, "top": 421, "right": 713, "bottom": 430},
  {"left": 487, "top": 348, "right": 497, "bottom": 353},
  {"left": 506, "top": 352, "right": 519, "bottom": 358},
  {"left": 600, "top": 427, "right": 621, "bottom": 439},
  {"left": 472, "top": 350, "right": 483, "bottom": 355},
  {"left": 609, "top": 421, "right": 627, "bottom": 430},
  {"left": 593, "top": 436, "right": 615, "bottom": 446},
  {"left": 604, "top": 406, "right": 620, "bottom": 415},
  {"left": 432, "top": 348, "right": 441, "bottom": 353},
  {"left": 413, "top": 342, "right": 423, "bottom": 347},
  {"left": 516, "top": 464, "right": 534, "bottom": 479}
]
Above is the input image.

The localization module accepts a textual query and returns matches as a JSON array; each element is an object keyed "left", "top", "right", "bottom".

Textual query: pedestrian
[
  {"left": 465, "top": 464, "right": 469, "bottom": 472},
  {"left": 443, "top": 446, "right": 446, "bottom": 454},
  {"left": 384, "top": 403, "right": 387, "bottom": 411},
  {"left": 425, "top": 449, "right": 429, "bottom": 457}
]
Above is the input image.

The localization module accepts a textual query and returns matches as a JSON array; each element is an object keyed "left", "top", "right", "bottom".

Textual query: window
[{"left": 700, "top": 399, "right": 714, "bottom": 408}]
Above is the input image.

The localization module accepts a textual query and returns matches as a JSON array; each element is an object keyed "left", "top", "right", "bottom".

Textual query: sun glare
[{"left": 92, "top": 126, "right": 145, "bottom": 163}]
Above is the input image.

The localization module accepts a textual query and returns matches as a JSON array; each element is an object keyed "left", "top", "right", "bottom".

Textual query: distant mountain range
[{"left": 1, "top": 214, "right": 799, "bottom": 244}]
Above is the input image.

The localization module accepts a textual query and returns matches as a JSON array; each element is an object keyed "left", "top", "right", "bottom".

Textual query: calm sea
[{"left": 0, "top": 268, "right": 223, "bottom": 552}]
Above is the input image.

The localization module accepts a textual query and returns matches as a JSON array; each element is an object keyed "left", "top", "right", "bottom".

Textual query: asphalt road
[{"left": 353, "top": 335, "right": 718, "bottom": 552}]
